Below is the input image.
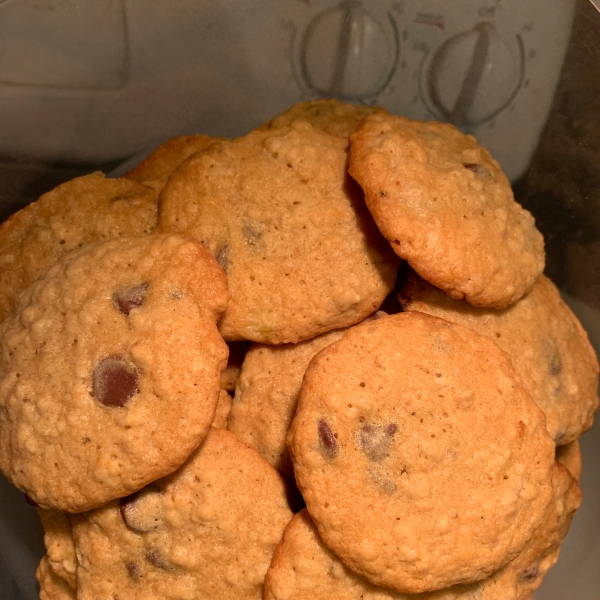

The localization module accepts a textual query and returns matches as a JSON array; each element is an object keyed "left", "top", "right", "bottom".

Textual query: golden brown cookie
[
  {"left": 124, "top": 134, "right": 220, "bottom": 192},
  {"left": 0, "top": 173, "right": 158, "bottom": 324},
  {"left": 287, "top": 312, "right": 554, "bottom": 593},
  {"left": 72, "top": 428, "right": 292, "bottom": 600},
  {"left": 259, "top": 99, "right": 387, "bottom": 139},
  {"left": 348, "top": 114, "right": 545, "bottom": 308},
  {"left": 159, "top": 121, "right": 399, "bottom": 344},
  {"left": 227, "top": 329, "right": 346, "bottom": 483},
  {"left": 400, "top": 273, "right": 599, "bottom": 445},
  {"left": 36, "top": 555, "right": 76, "bottom": 600},
  {"left": 36, "top": 509, "right": 77, "bottom": 589},
  {"left": 0, "top": 234, "right": 229, "bottom": 512}
]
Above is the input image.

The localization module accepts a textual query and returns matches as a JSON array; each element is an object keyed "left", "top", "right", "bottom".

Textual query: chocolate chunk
[
  {"left": 93, "top": 356, "right": 139, "bottom": 408},
  {"left": 519, "top": 565, "right": 540, "bottom": 582},
  {"left": 358, "top": 422, "right": 397, "bottom": 462},
  {"left": 113, "top": 283, "right": 148, "bottom": 316},
  {"left": 125, "top": 561, "right": 140, "bottom": 579},
  {"left": 318, "top": 420, "right": 338, "bottom": 459},
  {"left": 464, "top": 163, "right": 492, "bottom": 179},
  {"left": 215, "top": 244, "right": 229, "bottom": 272},
  {"left": 145, "top": 548, "right": 173, "bottom": 571},
  {"left": 549, "top": 352, "right": 562, "bottom": 377}
]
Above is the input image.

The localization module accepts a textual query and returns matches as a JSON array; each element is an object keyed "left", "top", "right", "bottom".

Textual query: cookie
[
  {"left": 0, "top": 234, "right": 229, "bottom": 512},
  {"left": 159, "top": 121, "right": 399, "bottom": 344},
  {"left": 400, "top": 273, "right": 600, "bottom": 445},
  {"left": 264, "top": 509, "right": 518, "bottom": 600},
  {"left": 555, "top": 440, "right": 582, "bottom": 482},
  {"left": 37, "top": 555, "right": 76, "bottom": 600},
  {"left": 227, "top": 328, "right": 346, "bottom": 482},
  {"left": 287, "top": 311, "right": 554, "bottom": 593},
  {"left": 72, "top": 428, "right": 292, "bottom": 600},
  {"left": 259, "top": 99, "right": 387, "bottom": 139},
  {"left": 124, "top": 134, "right": 220, "bottom": 192},
  {"left": 348, "top": 114, "right": 545, "bottom": 308},
  {"left": 37, "top": 509, "right": 77, "bottom": 589},
  {"left": 0, "top": 173, "right": 158, "bottom": 323}
]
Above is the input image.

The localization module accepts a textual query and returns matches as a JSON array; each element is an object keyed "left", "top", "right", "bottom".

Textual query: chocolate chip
[
  {"left": 215, "top": 244, "right": 229, "bottom": 272},
  {"left": 358, "top": 422, "right": 397, "bottom": 462},
  {"left": 125, "top": 561, "right": 140, "bottom": 579},
  {"left": 113, "top": 283, "right": 148, "bottom": 316},
  {"left": 519, "top": 565, "right": 540, "bottom": 582},
  {"left": 318, "top": 420, "right": 338, "bottom": 459},
  {"left": 145, "top": 548, "right": 172, "bottom": 571},
  {"left": 464, "top": 163, "right": 492, "bottom": 179},
  {"left": 549, "top": 352, "right": 562, "bottom": 376},
  {"left": 93, "top": 356, "right": 139, "bottom": 408}
]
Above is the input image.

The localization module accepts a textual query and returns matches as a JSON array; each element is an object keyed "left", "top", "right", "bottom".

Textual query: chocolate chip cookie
[
  {"left": 0, "top": 234, "right": 229, "bottom": 512},
  {"left": 400, "top": 273, "right": 599, "bottom": 445},
  {"left": 72, "top": 428, "right": 292, "bottom": 600},
  {"left": 159, "top": 122, "right": 399, "bottom": 344},
  {"left": 287, "top": 311, "right": 554, "bottom": 593},
  {"left": 349, "top": 114, "right": 545, "bottom": 308},
  {"left": 0, "top": 173, "right": 158, "bottom": 324}
]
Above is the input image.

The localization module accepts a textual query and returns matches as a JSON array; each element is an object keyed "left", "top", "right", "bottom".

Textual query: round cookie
[
  {"left": 348, "top": 114, "right": 545, "bottom": 308},
  {"left": 0, "top": 173, "right": 158, "bottom": 323},
  {"left": 124, "top": 134, "right": 220, "bottom": 193},
  {"left": 37, "top": 509, "right": 77, "bottom": 589},
  {"left": 227, "top": 328, "right": 347, "bottom": 482},
  {"left": 0, "top": 234, "right": 229, "bottom": 512},
  {"left": 287, "top": 311, "right": 555, "bottom": 593},
  {"left": 400, "top": 273, "right": 599, "bottom": 445},
  {"left": 259, "top": 99, "right": 388, "bottom": 139},
  {"left": 159, "top": 121, "right": 399, "bottom": 344},
  {"left": 37, "top": 555, "right": 76, "bottom": 600},
  {"left": 71, "top": 428, "right": 292, "bottom": 600},
  {"left": 264, "top": 509, "right": 518, "bottom": 600}
]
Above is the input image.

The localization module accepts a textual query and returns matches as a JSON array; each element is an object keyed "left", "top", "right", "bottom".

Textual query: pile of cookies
[{"left": 0, "top": 100, "right": 597, "bottom": 600}]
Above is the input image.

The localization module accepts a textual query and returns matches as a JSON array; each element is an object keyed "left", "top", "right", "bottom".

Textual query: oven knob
[
  {"left": 426, "top": 21, "right": 524, "bottom": 126},
  {"left": 300, "top": 0, "right": 398, "bottom": 100}
]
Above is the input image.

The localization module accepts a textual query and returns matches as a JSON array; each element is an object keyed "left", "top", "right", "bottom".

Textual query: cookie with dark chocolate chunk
[
  {"left": 287, "top": 312, "right": 554, "bottom": 593},
  {"left": 72, "top": 428, "right": 292, "bottom": 600},
  {"left": 0, "top": 234, "right": 229, "bottom": 512},
  {"left": 349, "top": 114, "right": 545, "bottom": 308}
]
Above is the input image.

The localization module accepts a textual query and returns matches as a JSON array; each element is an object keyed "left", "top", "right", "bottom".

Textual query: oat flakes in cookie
[
  {"left": 0, "top": 234, "right": 229, "bottom": 512},
  {"left": 0, "top": 173, "right": 158, "bottom": 324},
  {"left": 287, "top": 311, "right": 554, "bottom": 594},
  {"left": 72, "top": 428, "right": 292, "bottom": 600},
  {"left": 348, "top": 114, "right": 545, "bottom": 308},
  {"left": 259, "top": 99, "right": 388, "bottom": 139},
  {"left": 400, "top": 273, "right": 599, "bottom": 445},
  {"left": 159, "top": 121, "right": 399, "bottom": 344},
  {"left": 124, "top": 134, "right": 221, "bottom": 193}
]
